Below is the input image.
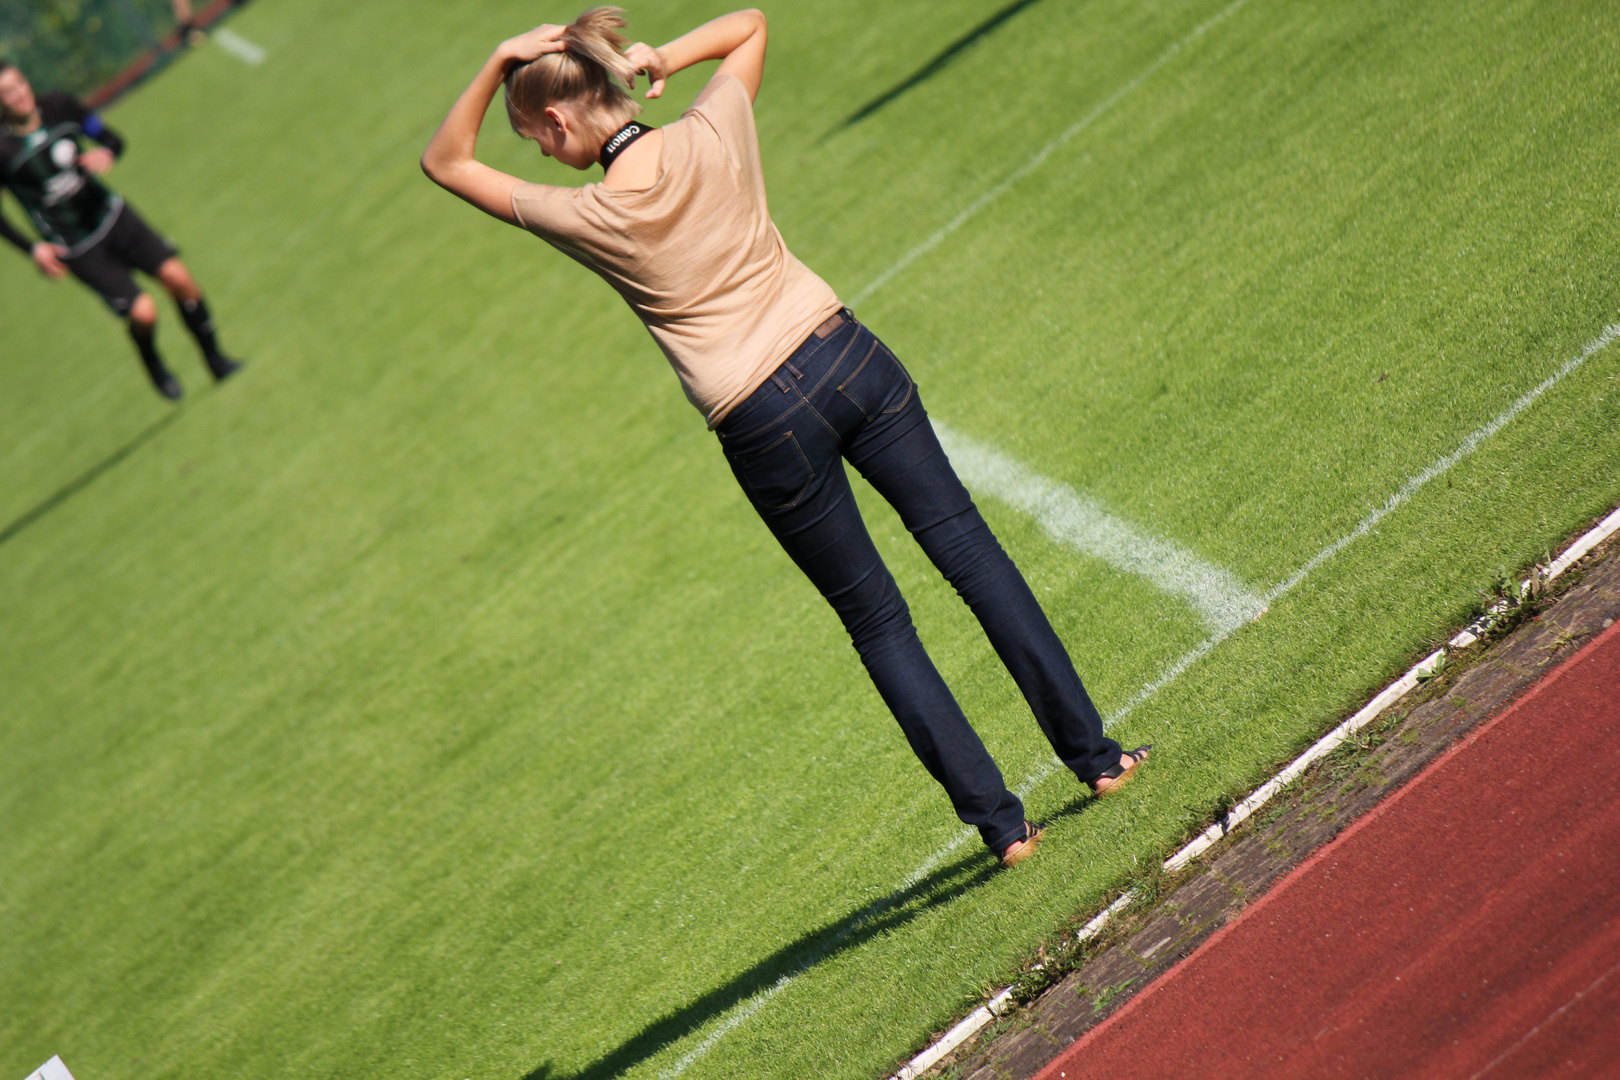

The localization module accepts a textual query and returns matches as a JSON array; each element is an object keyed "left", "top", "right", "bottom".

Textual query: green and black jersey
[{"left": 1, "top": 91, "right": 127, "bottom": 257}]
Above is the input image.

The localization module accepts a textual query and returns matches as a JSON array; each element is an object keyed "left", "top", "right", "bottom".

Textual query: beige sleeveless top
[{"left": 510, "top": 75, "right": 843, "bottom": 427}]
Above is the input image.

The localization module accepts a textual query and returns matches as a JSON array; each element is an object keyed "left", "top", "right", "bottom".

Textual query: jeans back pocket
[
  {"left": 731, "top": 430, "right": 815, "bottom": 510},
  {"left": 836, "top": 337, "right": 915, "bottom": 420}
]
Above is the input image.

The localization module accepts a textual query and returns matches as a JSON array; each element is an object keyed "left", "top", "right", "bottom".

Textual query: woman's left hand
[
  {"left": 625, "top": 42, "right": 668, "bottom": 98},
  {"left": 498, "top": 24, "right": 568, "bottom": 65}
]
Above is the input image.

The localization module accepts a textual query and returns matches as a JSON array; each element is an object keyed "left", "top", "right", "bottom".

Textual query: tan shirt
[{"left": 511, "top": 75, "right": 843, "bottom": 427}]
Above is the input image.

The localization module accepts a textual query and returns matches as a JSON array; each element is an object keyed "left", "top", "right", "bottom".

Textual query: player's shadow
[
  {"left": 828, "top": 0, "right": 1049, "bottom": 136},
  {"left": 521, "top": 848, "right": 1000, "bottom": 1080},
  {"left": 525, "top": 794, "right": 1105, "bottom": 1080},
  {"left": 0, "top": 408, "right": 181, "bottom": 547}
]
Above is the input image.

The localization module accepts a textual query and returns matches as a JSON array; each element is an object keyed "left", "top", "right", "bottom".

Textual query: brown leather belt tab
[{"left": 813, "top": 311, "right": 846, "bottom": 339}]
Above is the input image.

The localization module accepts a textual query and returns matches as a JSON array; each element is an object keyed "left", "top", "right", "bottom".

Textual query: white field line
[
  {"left": 934, "top": 422, "right": 1265, "bottom": 634},
  {"left": 657, "top": 0, "right": 1620, "bottom": 1063},
  {"left": 663, "top": 293, "right": 1620, "bottom": 1080},
  {"left": 213, "top": 28, "right": 267, "bottom": 66},
  {"left": 662, "top": 341, "right": 1620, "bottom": 1080},
  {"left": 881, "top": 326, "right": 1620, "bottom": 1080},
  {"left": 1262, "top": 324, "right": 1620, "bottom": 605},
  {"left": 659, "top": 974, "right": 792, "bottom": 1080},
  {"left": 848, "top": 0, "right": 1251, "bottom": 308}
]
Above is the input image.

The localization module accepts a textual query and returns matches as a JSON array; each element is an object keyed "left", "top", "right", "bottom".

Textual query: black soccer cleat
[
  {"left": 206, "top": 354, "right": 244, "bottom": 382},
  {"left": 152, "top": 370, "right": 183, "bottom": 400}
]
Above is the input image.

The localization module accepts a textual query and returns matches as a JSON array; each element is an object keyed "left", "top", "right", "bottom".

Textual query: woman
[{"left": 421, "top": 7, "right": 1148, "bottom": 867}]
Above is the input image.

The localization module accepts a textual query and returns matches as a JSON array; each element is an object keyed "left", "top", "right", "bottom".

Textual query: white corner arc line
[
  {"left": 934, "top": 421, "right": 1265, "bottom": 634},
  {"left": 213, "top": 27, "right": 267, "bottom": 66},
  {"left": 848, "top": 0, "right": 1252, "bottom": 309}
]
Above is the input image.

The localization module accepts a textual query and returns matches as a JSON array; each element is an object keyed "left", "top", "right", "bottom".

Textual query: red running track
[{"left": 1037, "top": 620, "right": 1620, "bottom": 1080}]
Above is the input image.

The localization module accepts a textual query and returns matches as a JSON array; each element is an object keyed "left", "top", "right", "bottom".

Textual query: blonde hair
[{"left": 504, "top": 7, "right": 642, "bottom": 148}]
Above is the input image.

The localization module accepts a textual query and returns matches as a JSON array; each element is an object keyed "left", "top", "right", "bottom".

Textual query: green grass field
[{"left": 4, "top": 0, "right": 1618, "bottom": 1077}]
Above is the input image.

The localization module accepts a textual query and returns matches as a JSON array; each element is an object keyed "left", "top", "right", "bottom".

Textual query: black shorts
[{"left": 63, "top": 202, "right": 179, "bottom": 317}]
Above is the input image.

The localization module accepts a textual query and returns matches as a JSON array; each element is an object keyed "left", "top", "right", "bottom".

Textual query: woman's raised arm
[
  {"left": 625, "top": 9, "right": 767, "bottom": 104},
  {"left": 421, "top": 26, "right": 568, "bottom": 221}
]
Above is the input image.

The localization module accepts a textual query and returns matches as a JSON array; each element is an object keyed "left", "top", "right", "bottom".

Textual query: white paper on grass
[{"left": 25, "top": 1057, "right": 75, "bottom": 1080}]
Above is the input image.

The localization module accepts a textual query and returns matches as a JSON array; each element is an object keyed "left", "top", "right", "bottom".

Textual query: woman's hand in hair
[
  {"left": 647, "top": 10, "right": 767, "bottom": 103},
  {"left": 625, "top": 42, "right": 669, "bottom": 99},
  {"left": 498, "top": 24, "right": 569, "bottom": 66}
]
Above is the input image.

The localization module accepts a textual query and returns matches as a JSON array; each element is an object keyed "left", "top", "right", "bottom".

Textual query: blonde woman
[{"left": 421, "top": 8, "right": 1148, "bottom": 867}]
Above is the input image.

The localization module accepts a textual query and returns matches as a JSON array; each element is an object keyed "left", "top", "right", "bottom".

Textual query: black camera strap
[{"left": 599, "top": 120, "right": 656, "bottom": 171}]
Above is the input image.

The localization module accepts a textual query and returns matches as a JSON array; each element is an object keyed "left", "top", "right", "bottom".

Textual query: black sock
[
  {"left": 129, "top": 320, "right": 181, "bottom": 397},
  {"left": 129, "top": 320, "right": 167, "bottom": 377},
  {"left": 178, "top": 296, "right": 221, "bottom": 358}
]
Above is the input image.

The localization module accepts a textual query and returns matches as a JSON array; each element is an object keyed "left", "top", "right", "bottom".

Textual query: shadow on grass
[
  {"left": 829, "top": 0, "right": 1049, "bottom": 135},
  {"left": 524, "top": 796, "right": 1104, "bottom": 1080},
  {"left": 0, "top": 408, "right": 181, "bottom": 547}
]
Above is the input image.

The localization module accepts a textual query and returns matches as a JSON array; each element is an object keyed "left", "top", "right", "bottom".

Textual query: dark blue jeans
[{"left": 716, "top": 310, "right": 1123, "bottom": 853}]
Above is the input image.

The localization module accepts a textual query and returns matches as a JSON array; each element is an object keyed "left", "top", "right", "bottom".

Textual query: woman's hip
[{"left": 716, "top": 312, "right": 918, "bottom": 449}]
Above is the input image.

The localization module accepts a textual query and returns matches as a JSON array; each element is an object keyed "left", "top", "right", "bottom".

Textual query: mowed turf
[{"left": 2, "top": 1, "right": 1618, "bottom": 1078}]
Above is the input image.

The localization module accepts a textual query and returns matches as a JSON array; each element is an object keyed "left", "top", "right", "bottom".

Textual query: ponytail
[{"left": 504, "top": 7, "right": 642, "bottom": 143}]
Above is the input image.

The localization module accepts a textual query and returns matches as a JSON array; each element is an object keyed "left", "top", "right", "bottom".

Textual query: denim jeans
[{"left": 716, "top": 310, "right": 1123, "bottom": 853}]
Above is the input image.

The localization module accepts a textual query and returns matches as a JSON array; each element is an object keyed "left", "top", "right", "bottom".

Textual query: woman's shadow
[{"left": 523, "top": 793, "right": 1098, "bottom": 1080}]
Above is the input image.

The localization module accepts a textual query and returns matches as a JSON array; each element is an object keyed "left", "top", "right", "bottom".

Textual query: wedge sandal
[
  {"left": 998, "top": 820, "right": 1046, "bottom": 868},
  {"left": 1090, "top": 745, "right": 1152, "bottom": 796}
]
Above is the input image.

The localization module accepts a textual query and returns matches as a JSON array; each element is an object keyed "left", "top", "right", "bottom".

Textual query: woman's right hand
[
  {"left": 625, "top": 42, "right": 668, "bottom": 98},
  {"left": 498, "top": 24, "right": 568, "bottom": 66}
]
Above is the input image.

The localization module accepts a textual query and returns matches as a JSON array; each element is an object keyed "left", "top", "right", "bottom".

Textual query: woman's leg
[
  {"left": 840, "top": 345, "right": 1124, "bottom": 784},
  {"left": 719, "top": 336, "right": 1028, "bottom": 852}
]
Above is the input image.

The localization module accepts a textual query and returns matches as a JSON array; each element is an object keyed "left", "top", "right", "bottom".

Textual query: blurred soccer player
[
  {"left": 422, "top": 8, "right": 1149, "bottom": 867},
  {"left": 0, "top": 61, "right": 241, "bottom": 400},
  {"left": 171, "top": 0, "right": 252, "bottom": 47},
  {"left": 172, "top": 0, "right": 202, "bottom": 44}
]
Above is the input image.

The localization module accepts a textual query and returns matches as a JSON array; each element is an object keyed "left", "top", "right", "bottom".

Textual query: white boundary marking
[
  {"left": 884, "top": 344, "right": 1620, "bottom": 1078},
  {"left": 934, "top": 422, "right": 1265, "bottom": 634},
  {"left": 1262, "top": 325, "right": 1620, "bottom": 605},
  {"left": 849, "top": 0, "right": 1252, "bottom": 308},
  {"left": 672, "top": 319, "right": 1620, "bottom": 1078},
  {"left": 654, "top": 0, "right": 1620, "bottom": 1061},
  {"left": 213, "top": 27, "right": 267, "bottom": 66}
]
